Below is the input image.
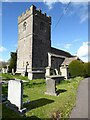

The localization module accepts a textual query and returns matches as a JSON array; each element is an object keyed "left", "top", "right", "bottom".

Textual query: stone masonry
[
  {"left": 17, "top": 5, "right": 51, "bottom": 74},
  {"left": 16, "top": 5, "right": 76, "bottom": 79}
]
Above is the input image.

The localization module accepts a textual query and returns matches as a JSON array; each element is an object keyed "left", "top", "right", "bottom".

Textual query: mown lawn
[
  {"left": 1, "top": 74, "right": 83, "bottom": 119},
  {"left": 1, "top": 73, "right": 29, "bottom": 80}
]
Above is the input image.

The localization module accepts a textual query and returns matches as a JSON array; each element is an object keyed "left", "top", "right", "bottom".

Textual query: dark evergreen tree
[{"left": 8, "top": 52, "right": 17, "bottom": 73}]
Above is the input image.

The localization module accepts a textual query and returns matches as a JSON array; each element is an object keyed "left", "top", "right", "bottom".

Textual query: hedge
[
  {"left": 69, "top": 60, "right": 90, "bottom": 78},
  {"left": 84, "top": 62, "right": 90, "bottom": 77},
  {"left": 69, "top": 60, "right": 84, "bottom": 77}
]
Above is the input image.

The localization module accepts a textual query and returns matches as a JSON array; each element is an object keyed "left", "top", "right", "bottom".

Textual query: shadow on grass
[
  {"left": 56, "top": 89, "right": 67, "bottom": 96},
  {"left": 23, "top": 116, "right": 42, "bottom": 120},
  {"left": 25, "top": 81, "right": 45, "bottom": 88},
  {"left": 2, "top": 98, "right": 54, "bottom": 118},
  {"left": 2, "top": 103, "right": 23, "bottom": 119},
  {"left": 23, "top": 116, "right": 52, "bottom": 120},
  {"left": 2, "top": 116, "right": 52, "bottom": 120},
  {"left": 2, "top": 85, "right": 8, "bottom": 95},
  {"left": 24, "top": 98, "right": 54, "bottom": 111},
  {"left": 23, "top": 94, "right": 28, "bottom": 98},
  {"left": 59, "top": 80, "right": 71, "bottom": 84}
]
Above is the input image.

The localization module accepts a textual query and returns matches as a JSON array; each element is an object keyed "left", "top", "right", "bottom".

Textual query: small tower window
[
  {"left": 40, "top": 22, "right": 44, "bottom": 31},
  {"left": 23, "top": 22, "right": 27, "bottom": 31}
]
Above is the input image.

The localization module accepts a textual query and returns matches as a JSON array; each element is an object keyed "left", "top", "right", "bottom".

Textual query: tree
[
  {"left": 8, "top": 52, "right": 17, "bottom": 73},
  {"left": 69, "top": 60, "right": 84, "bottom": 77}
]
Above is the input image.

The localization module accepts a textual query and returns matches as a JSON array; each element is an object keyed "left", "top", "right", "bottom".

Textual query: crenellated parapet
[
  {"left": 18, "top": 4, "right": 51, "bottom": 24},
  {"left": 36, "top": 7, "right": 51, "bottom": 24}
]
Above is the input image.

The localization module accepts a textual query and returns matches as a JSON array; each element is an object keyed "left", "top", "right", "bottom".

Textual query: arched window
[
  {"left": 23, "top": 22, "right": 27, "bottom": 31},
  {"left": 40, "top": 22, "right": 44, "bottom": 31}
]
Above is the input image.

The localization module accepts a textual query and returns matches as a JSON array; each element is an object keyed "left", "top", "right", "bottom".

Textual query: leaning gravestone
[{"left": 7, "top": 79, "right": 27, "bottom": 113}]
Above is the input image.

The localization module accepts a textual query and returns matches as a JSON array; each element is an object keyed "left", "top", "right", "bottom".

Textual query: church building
[{"left": 16, "top": 5, "right": 78, "bottom": 79}]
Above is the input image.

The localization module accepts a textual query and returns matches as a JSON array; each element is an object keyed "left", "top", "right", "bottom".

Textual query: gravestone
[
  {"left": 45, "top": 75, "right": 65, "bottom": 96},
  {"left": 60, "top": 66, "right": 69, "bottom": 79},
  {"left": 28, "top": 72, "right": 33, "bottom": 80},
  {"left": 2, "top": 68, "right": 6, "bottom": 73},
  {"left": 45, "top": 76, "right": 57, "bottom": 96},
  {"left": 6, "top": 65, "right": 9, "bottom": 73},
  {"left": 12, "top": 69, "right": 15, "bottom": 75},
  {"left": 7, "top": 79, "right": 27, "bottom": 113}
]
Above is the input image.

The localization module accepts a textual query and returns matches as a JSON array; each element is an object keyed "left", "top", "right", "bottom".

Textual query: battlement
[{"left": 18, "top": 5, "right": 51, "bottom": 24}]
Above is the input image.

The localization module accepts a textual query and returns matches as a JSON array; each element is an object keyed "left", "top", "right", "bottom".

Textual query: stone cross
[
  {"left": 25, "top": 62, "right": 29, "bottom": 72},
  {"left": 25, "top": 61, "right": 29, "bottom": 76}
]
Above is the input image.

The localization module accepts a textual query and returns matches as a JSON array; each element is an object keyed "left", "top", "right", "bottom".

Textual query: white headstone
[
  {"left": 8, "top": 80, "right": 23, "bottom": 110},
  {"left": 6, "top": 69, "right": 8, "bottom": 73},
  {"left": 12, "top": 69, "right": 14, "bottom": 75},
  {"left": 2, "top": 68, "right": 6, "bottom": 73},
  {"left": 45, "top": 67, "right": 50, "bottom": 76},
  {"left": 28, "top": 72, "right": 33, "bottom": 80},
  {"left": 60, "top": 66, "right": 69, "bottom": 79}
]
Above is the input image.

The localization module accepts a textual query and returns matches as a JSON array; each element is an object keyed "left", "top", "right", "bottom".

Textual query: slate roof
[
  {"left": 61, "top": 56, "right": 82, "bottom": 65},
  {"left": 50, "top": 47, "right": 82, "bottom": 66},
  {"left": 51, "top": 47, "right": 73, "bottom": 58}
]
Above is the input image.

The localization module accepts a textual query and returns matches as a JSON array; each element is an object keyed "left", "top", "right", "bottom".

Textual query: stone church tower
[{"left": 16, "top": 5, "right": 51, "bottom": 75}]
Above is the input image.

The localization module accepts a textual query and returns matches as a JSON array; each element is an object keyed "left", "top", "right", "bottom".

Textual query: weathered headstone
[
  {"left": 7, "top": 79, "right": 27, "bottom": 113},
  {"left": 12, "top": 68, "right": 15, "bottom": 75},
  {"left": 45, "top": 76, "right": 57, "bottom": 96},
  {"left": 60, "top": 66, "right": 69, "bottom": 79},
  {"left": 45, "top": 75, "right": 65, "bottom": 96},
  {"left": 8, "top": 80, "right": 23, "bottom": 110}
]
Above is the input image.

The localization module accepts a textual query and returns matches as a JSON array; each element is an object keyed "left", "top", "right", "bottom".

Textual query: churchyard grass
[
  {"left": 1, "top": 73, "right": 29, "bottom": 80},
  {"left": 1, "top": 74, "right": 83, "bottom": 119}
]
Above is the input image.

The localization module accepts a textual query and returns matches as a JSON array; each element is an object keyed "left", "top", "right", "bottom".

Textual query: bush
[
  {"left": 68, "top": 60, "right": 84, "bottom": 77},
  {"left": 84, "top": 62, "right": 90, "bottom": 77}
]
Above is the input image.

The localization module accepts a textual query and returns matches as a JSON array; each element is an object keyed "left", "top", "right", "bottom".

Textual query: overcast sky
[{"left": 0, "top": 1, "right": 89, "bottom": 62}]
